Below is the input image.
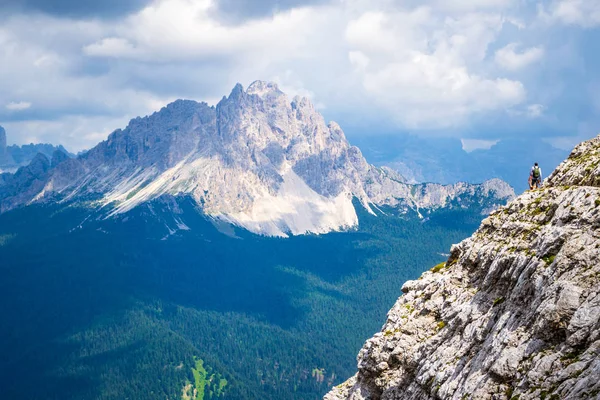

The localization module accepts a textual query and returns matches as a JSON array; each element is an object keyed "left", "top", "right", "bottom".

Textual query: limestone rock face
[
  {"left": 326, "top": 134, "right": 600, "bottom": 399},
  {"left": 0, "top": 82, "right": 514, "bottom": 236},
  {"left": 547, "top": 135, "right": 600, "bottom": 187}
]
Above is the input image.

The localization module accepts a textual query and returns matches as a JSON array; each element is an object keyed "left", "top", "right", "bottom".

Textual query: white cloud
[
  {"left": 539, "top": 0, "right": 600, "bottom": 27},
  {"left": 432, "top": 0, "right": 515, "bottom": 12},
  {"left": 461, "top": 138, "right": 499, "bottom": 152},
  {"left": 495, "top": 43, "right": 544, "bottom": 70},
  {"left": 6, "top": 101, "right": 32, "bottom": 111},
  {"left": 507, "top": 103, "right": 546, "bottom": 118},
  {"left": 527, "top": 103, "right": 545, "bottom": 118},
  {"left": 79, "top": 0, "right": 530, "bottom": 129},
  {"left": 344, "top": 9, "right": 526, "bottom": 127},
  {"left": 0, "top": 0, "right": 597, "bottom": 149},
  {"left": 0, "top": 14, "right": 179, "bottom": 150},
  {"left": 3, "top": 115, "right": 132, "bottom": 151},
  {"left": 83, "top": 0, "right": 321, "bottom": 63},
  {"left": 84, "top": 37, "right": 137, "bottom": 57},
  {"left": 33, "top": 54, "right": 61, "bottom": 68},
  {"left": 270, "top": 70, "right": 317, "bottom": 101},
  {"left": 348, "top": 51, "right": 370, "bottom": 71}
]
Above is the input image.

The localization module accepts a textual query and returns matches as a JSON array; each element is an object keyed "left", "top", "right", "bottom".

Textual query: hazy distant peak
[
  {"left": 0, "top": 126, "right": 71, "bottom": 169},
  {"left": 29, "top": 152, "right": 51, "bottom": 170},
  {"left": 0, "top": 126, "right": 6, "bottom": 153},
  {"left": 51, "top": 149, "right": 70, "bottom": 168}
]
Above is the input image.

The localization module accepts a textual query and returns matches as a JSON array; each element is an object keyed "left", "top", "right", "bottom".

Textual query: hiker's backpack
[{"left": 533, "top": 166, "right": 541, "bottom": 179}]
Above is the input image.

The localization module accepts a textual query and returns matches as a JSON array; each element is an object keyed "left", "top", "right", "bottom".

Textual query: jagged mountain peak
[
  {"left": 0, "top": 82, "right": 514, "bottom": 236},
  {"left": 326, "top": 133, "right": 600, "bottom": 399},
  {"left": 29, "top": 152, "right": 50, "bottom": 168},
  {"left": 246, "top": 80, "right": 283, "bottom": 97},
  {"left": 221, "top": 81, "right": 285, "bottom": 108}
]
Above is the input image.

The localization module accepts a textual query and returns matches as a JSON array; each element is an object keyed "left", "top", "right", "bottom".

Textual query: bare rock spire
[
  {"left": 0, "top": 126, "right": 13, "bottom": 165},
  {"left": 0, "top": 125, "right": 7, "bottom": 155}
]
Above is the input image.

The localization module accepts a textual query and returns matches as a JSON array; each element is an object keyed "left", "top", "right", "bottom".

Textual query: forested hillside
[{"left": 0, "top": 197, "right": 485, "bottom": 399}]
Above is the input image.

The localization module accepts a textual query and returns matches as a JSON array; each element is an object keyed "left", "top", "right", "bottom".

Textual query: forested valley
[{"left": 0, "top": 197, "right": 486, "bottom": 399}]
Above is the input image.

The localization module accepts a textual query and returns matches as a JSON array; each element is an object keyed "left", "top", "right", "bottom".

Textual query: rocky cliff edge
[{"left": 326, "top": 134, "right": 600, "bottom": 399}]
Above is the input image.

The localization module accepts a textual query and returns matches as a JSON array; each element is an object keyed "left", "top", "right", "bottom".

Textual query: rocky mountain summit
[
  {"left": 325, "top": 134, "right": 600, "bottom": 399},
  {"left": 0, "top": 82, "right": 513, "bottom": 236}
]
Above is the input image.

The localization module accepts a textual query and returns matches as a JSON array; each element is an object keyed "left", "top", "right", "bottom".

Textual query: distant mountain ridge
[
  {"left": 0, "top": 82, "right": 514, "bottom": 236},
  {"left": 0, "top": 125, "right": 72, "bottom": 173},
  {"left": 351, "top": 134, "right": 569, "bottom": 193}
]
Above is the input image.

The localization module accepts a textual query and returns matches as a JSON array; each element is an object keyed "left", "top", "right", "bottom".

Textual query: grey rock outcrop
[
  {"left": 0, "top": 82, "right": 514, "bottom": 236},
  {"left": 546, "top": 135, "right": 600, "bottom": 188},
  {"left": 325, "top": 134, "right": 600, "bottom": 399},
  {"left": 0, "top": 126, "right": 12, "bottom": 166}
]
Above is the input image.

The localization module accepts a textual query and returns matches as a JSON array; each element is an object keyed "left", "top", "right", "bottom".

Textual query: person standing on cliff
[{"left": 529, "top": 162, "right": 542, "bottom": 189}]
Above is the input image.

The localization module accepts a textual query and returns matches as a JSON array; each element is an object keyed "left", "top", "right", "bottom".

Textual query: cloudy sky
[{"left": 0, "top": 0, "right": 599, "bottom": 151}]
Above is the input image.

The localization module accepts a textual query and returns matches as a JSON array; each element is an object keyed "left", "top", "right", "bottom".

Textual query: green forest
[{"left": 0, "top": 197, "right": 486, "bottom": 399}]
